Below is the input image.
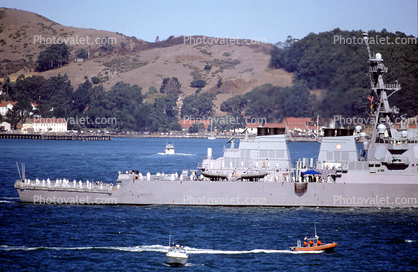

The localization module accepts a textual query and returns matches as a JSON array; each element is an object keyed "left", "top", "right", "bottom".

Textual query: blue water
[{"left": 1, "top": 138, "right": 417, "bottom": 271}]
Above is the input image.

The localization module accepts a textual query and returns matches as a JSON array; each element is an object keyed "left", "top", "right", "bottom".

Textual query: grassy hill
[{"left": 0, "top": 8, "right": 292, "bottom": 115}]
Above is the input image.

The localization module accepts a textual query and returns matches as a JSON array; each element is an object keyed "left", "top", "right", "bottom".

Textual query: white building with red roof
[
  {"left": 0, "top": 101, "right": 17, "bottom": 116},
  {"left": 28, "top": 117, "right": 67, "bottom": 133},
  {"left": 0, "top": 100, "right": 37, "bottom": 116}
]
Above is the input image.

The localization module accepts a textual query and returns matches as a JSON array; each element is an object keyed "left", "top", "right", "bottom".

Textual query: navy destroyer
[{"left": 15, "top": 33, "right": 418, "bottom": 207}]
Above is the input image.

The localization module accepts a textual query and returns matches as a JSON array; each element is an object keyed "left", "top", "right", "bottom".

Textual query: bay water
[{"left": 1, "top": 138, "right": 417, "bottom": 271}]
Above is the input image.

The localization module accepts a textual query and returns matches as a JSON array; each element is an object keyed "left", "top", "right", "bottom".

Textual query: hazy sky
[{"left": 2, "top": 0, "right": 417, "bottom": 43}]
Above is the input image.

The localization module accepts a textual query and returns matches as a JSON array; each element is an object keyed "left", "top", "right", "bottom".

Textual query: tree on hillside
[
  {"left": 2, "top": 73, "right": 74, "bottom": 118},
  {"left": 241, "top": 84, "right": 284, "bottom": 122},
  {"left": 71, "top": 80, "right": 92, "bottom": 112},
  {"left": 1, "top": 76, "right": 10, "bottom": 98},
  {"left": 217, "top": 77, "right": 223, "bottom": 88},
  {"left": 181, "top": 92, "right": 215, "bottom": 119},
  {"left": 270, "top": 35, "right": 298, "bottom": 69},
  {"left": 77, "top": 48, "right": 88, "bottom": 59},
  {"left": 85, "top": 81, "right": 146, "bottom": 130},
  {"left": 282, "top": 82, "right": 316, "bottom": 118},
  {"left": 134, "top": 103, "right": 152, "bottom": 131},
  {"left": 35, "top": 43, "right": 70, "bottom": 72},
  {"left": 5, "top": 99, "right": 33, "bottom": 130},
  {"left": 149, "top": 97, "right": 169, "bottom": 132},
  {"left": 149, "top": 94, "right": 181, "bottom": 132},
  {"left": 99, "top": 37, "right": 115, "bottom": 52},
  {"left": 220, "top": 95, "right": 246, "bottom": 117},
  {"left": 159, "top": 77, "right": 182, "bottom": 97},
  {"left": 190, "top": 79, "right": 206, "bottom": 88},
  {"left": 220, "top": 83, "right": 316, "bottom": 124},
  {"left": 148, "top": 86, "right": 158, "bottom": 94},
  {"left": 36, "top": 74, "right": 73, "bottom": 117},
  {"left": 11, "top": 74, "right": 46, "bottom": 102}
]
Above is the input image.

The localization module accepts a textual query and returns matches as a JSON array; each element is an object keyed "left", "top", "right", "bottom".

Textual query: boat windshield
[{"left": 169, "top": 247, "right": 186, "bottom": 253}]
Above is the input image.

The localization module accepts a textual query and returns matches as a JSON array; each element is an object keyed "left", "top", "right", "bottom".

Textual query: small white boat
[
  {"left": 165, "top": 244, "right": 188, "bottom": 266},
  {"left": 165, "top": 234, "right": 188, "bottom": 266},
  {"left": 165, "top": 234, "right": 189, "bottom": 266},
  {"left": 164, "top": 143, "right": 175, "bottom": 155}
]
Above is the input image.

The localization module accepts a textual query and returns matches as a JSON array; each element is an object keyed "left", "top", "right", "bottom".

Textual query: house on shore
[{"left": 24, "top": 117, "right": 68, "bottom": 133}]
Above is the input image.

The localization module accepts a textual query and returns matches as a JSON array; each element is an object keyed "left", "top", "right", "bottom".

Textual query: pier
[{"left": 0, "top": 133, "right": 111, "bottom": 141}]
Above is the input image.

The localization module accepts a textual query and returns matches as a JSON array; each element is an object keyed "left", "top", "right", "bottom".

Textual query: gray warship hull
[{"left": 15, "top": 172, "right": 418, "bottom": 207}]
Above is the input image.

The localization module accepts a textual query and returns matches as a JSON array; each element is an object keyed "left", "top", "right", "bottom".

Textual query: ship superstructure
[
  {"left": 314, "top": 33, "right": 418, "bottom": 184},
  {"left": 199, "top": 128, "right": 292, "bottom": 182}
]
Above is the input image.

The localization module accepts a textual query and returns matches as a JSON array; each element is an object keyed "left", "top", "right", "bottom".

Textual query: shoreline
[{"left": 0, "top": 132, "right": 322, "bottom": 142}]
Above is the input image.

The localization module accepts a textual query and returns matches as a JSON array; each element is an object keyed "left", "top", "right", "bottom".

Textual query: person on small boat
[
  {"left": 309, "top": 240, "right": 313, "bottom": 247},
  {"left": 317, "top": 240, "right": 322, "bottom": 246}
]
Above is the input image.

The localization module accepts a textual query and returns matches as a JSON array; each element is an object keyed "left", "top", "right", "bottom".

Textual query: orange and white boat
[{"left": 290, "top": 223, "right": 337, "bottom": 252}]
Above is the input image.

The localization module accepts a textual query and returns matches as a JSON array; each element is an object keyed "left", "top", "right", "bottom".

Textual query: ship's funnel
[
  {"left": 324, "top": 128, "right": 335, "bottom": 137},
  {"left": 257, "top": 127, "right": 268, "bottom": 136}
]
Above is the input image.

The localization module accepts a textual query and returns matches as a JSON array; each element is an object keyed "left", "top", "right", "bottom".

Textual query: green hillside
[{"left": 270, "top": 28, "right": 418, "bottom": 118}]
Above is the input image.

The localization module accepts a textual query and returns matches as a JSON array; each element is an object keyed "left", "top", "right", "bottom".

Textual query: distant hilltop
[{"left": 0, "top": 8, "right": 292, "bottom": 115}]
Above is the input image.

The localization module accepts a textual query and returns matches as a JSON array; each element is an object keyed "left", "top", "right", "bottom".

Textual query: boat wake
[
  {"left": 185, "top": 247, "right": 322, "bottom": 254},
  {"left": 0, "top": 197, "right": 19, "bottom": 203},
  {"left": 0, "top": 244, "right": 322, "bottom": 254},
  {"left": 156, "top": 153, "right": 196, "bottom": 156}
]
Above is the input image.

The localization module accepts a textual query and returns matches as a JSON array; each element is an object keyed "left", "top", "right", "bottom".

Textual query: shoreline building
[{"left": 28, "top": 117, "right": 68, "bottom": 133}]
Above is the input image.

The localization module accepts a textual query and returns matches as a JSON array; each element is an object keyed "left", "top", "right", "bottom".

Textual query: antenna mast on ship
[
  {"left": 16, "top": 162, "right": 22, "bottom": 181},
  {"left": 362, "top": 33, "right": 401, "bottom": 145}
]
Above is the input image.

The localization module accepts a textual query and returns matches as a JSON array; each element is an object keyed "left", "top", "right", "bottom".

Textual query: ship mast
[{"left": 362, "top": 33, "right": 401, "bottom": 144}]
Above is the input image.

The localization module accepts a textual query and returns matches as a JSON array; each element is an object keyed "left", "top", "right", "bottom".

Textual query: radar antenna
[{"left": 362, "top": 33, "right": 374, "bottom": 90}]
